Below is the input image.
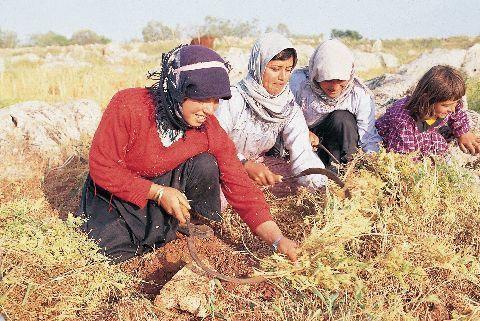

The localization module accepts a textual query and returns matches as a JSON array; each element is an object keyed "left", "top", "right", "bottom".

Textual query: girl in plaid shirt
[{"left": 376, "top": 65, "right": 480, "bottom": 156}]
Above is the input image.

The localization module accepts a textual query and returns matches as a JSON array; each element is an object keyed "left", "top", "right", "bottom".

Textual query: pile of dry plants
[{"left": 251, "top": 151, "right": 480, "bottom": 320}]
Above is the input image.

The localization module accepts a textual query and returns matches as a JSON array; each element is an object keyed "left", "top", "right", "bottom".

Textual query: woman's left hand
[{"left": 457, "top": 132, "right": 480, "bottom": 155}]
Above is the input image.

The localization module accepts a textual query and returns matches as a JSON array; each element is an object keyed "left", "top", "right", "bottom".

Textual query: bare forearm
[{"left": 253, "top": 220, "right": 283, "bottom": 245}]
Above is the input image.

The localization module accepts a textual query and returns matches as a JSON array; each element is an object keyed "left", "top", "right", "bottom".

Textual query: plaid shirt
[{"left": 375, "top": 97, "right": 470, "bottom": 155}]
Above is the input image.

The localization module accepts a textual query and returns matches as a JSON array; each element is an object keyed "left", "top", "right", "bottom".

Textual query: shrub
[
  {"left": 0, "top": 28, "right": 18, "bottom": 48},
  {"left": 29, "top": 31, "right": 70, "bottom": 47},
  {"left": 142, "top": 21, "right": 179, "bottom": 42},
  {"left": 70, "top": 29, "right": 110, "bottom": 45},
  {"left": 331, "top": 28, "right": 363, "bottom": 41}
]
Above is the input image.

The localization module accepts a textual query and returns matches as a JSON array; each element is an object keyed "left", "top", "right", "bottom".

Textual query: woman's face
[
  {"left": 262, "top": 57, "right": 294, "bottom": 96},
  {"left": 181, "top": 97, "right": 219, "bottom": 127},
  {"left": 433, "top": 99, "right": 458, "bottom": 118},
  {"left": 318, "top": 79, "right": 349, "bottom": 98}
]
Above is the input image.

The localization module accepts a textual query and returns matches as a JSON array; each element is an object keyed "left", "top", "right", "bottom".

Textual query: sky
[{"left": 0, "top": 0, "right": 479, "bottom": 42}]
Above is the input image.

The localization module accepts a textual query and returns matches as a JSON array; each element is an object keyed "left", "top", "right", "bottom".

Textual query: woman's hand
[
  {"left": 309, "top": 131, "right": 320, "bottom": 150},
  {"left": 254, "top": 220, "right": 299, "bottom": 262},
  {"left": 244, "top": 160, "right": 282, "bottom": 186},
  {"left": 276, "top": 237, "right": 299, "bottom": 261},
  {"left": 457, "top": 132, "right": 480, "bottom": 155},
  {"left": 149, "top": 184, "right": 191, "bottom": 224}
]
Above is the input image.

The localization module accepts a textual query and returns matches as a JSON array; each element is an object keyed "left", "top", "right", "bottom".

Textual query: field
[{"left": 1, "top": 36, "right": 480, "bottom": 321}]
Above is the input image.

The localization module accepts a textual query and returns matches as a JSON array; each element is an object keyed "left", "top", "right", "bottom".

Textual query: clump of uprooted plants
[{"left": 250, "top": 150, "right": 480, "bottom": 320}]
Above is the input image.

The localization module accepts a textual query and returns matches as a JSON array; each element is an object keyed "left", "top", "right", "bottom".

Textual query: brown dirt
[
  {"left": 119, "top": 230, "right": 281, "bottom": 320},
  {"left": 5, "top": 153, "right": 317, "bottom": 320},
  {"left": 42, "top": 155, "right": 89, "bottom": 218}
]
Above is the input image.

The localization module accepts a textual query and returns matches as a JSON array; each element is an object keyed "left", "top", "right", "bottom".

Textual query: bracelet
[
  {"left": 271, "top": 235, "right": 284, "bottom": 252},
  {"left": 153, "top": 187, "right": 165, "bottom": 203}
]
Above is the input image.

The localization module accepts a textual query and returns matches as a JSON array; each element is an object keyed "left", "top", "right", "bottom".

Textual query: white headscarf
[
  {"left": 307, "top": 39, "right": 361, "bottom": 107},
  {"left": 236, "top": 32, "right": 296, "bottom": 123}
]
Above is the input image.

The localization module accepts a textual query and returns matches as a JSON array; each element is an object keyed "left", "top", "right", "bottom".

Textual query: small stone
[{"left": 154, "top": 263, "right": 212, "bottom": 317}]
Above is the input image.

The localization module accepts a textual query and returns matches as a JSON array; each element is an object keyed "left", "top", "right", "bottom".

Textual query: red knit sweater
[{"left": 89, "top": 88, "right": 272, "bottom": 230}]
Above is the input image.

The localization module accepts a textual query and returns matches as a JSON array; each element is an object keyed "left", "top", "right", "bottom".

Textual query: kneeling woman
[
  {"left": 290, "top": 39, "right": 381, "bottom": 170},
  {"left": 215, "top": 32, "right": 326, "bottom": 189},
  {"left": 77, "top": 45, "right": 297, "bottom": 263}
]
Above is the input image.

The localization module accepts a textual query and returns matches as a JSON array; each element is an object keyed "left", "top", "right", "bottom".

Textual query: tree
[
  {"left": 330, "top": 29, "right": 363, "bottom": 41},
  {"left": 195, "top": 16, "right": 259, "bottom": 38},
  {"left": 71, "top": 29, "right": 110, "bottom": 45},
  {"left": 142, "top": 21, "right": 179, "bottom": 42},
  {"left": 29, "top": 31, "right": 70, "bottom": 47},
  {"left": 0, "top": 29, "right": 18, "bottom": 48},
  {"left": 275, "top": 23, "right": 290, "bottom": 37}
]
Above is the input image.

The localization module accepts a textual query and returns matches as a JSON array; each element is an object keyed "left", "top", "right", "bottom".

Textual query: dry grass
[
  {"left": 248, "top": 151, "right": 480, "bottom": 320},
  {"left": 1, "top": 37, "right": 480, "bottom": 320},
  {"left": 1, "top": 36, "right": 479, "bottom": 109},
  {"left": 0, "top": 198, "right": 140, "bottom": 320}
]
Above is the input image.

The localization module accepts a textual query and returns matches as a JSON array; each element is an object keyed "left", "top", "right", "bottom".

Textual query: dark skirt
[
  {"left": 311, "top": 110, "right": 359, "bottom": 167},
  {"left": 76, "top": 153, "right": 222, "bottom": 263}
]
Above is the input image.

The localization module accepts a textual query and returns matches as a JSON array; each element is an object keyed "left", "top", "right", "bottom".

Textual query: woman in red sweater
[{"left": 77, "top": 45, "right": 298, "bottom": 263}]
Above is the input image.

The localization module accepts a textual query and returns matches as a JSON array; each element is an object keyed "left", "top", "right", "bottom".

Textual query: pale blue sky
[{"left": 1, "top": 0, "right": 479, "bottom": 42}]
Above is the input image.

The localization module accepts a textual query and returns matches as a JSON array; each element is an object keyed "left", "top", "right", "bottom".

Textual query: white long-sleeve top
[
  {"left": 289, "top": 70, "right": 382, "bottom": 153},
  {"left": 216, "top": 87, "right": 326, "bottom": 188}
]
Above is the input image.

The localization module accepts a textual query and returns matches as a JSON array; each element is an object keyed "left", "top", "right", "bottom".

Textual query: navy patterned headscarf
[{"left": 148, "top": 45, "right": 231, "bottom": 146}]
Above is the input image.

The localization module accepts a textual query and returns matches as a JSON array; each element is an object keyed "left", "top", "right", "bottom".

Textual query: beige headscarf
[{"left": 236, "top": 32, "right": 296, "bottom": 123}]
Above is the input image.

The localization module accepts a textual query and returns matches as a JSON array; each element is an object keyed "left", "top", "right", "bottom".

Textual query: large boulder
[
  {"left": 0, "top": 100, "right": 101, "bottom": 175},
  {"left": 353, "top": 50, "right": 383, "bottom": 71},
  {"left": 400, "top": 48, "right": 466, "bottom": 79},
  {"left": 463, "top": 43, "right": 480, "bottom": 77},
  {"left": 353, "top": 51, "right": 399, "bottom": 72},
  {"left": 367, "top": 48, "right": 468, "bottom": 110}
]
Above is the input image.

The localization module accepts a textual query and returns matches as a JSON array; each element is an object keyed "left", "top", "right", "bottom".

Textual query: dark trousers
[
  {"left": 76, "top": 153, "right": 221, "bottom": 263},
  {"left": 311, "top": 110, "right": 359, "bottom": 167}
]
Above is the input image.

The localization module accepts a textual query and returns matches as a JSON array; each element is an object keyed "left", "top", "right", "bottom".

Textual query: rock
[
  {"left": 372, "top": 39, "right": 383, "bottom": 52},
  {"left": 380, "top": 53, "right": 399, "bottom": 69},
  {"left": 42, "top": 52, "right": 92, "bottom": 69},
  {"left": 294, "top": 44, "right": 315, "bottom": 66},
  {"left": 466, "top": 109, "right": 480, "bottom": 132},
  {"left": 154, "top": 263, "right": 212, "bottom": 318},
  {"left": 353, "top": 51, "right": 399, "bottom": 72},
  {"left": 463, "top": 43, "right": 480, "bottom": 77},
  {"left": 400, "top": 48, "right": 466, "bottom": 80},
  {"left": 353, "top": 50, "right": 383, "bottom": 71},
  {"left": 10, "top": 53, "right": 41, "bottom": 64},
  {"left": 103, "top": 42, "right": 151, "bottom": 64},
  {"left": 367, "top": 48, "right": 467, "bottom": 110},
  {"left": 0, "top": 100, "right": 101, "bottom": 170},
  {"left": 407, "top": 49, "right": 418, "bottom": 56}
]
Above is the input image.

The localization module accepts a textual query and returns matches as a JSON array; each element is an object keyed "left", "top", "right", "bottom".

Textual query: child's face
[{"left": 433, "top": 99, "right": 458, "bottom": 118}]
